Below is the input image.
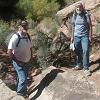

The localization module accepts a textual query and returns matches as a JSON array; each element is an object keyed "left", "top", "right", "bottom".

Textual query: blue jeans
[
  {"left": 12, "top": 60, "right": 29, "bottom": 95},
  {"left": 74, "top": 36, "right": 89, "bottom": 70}
]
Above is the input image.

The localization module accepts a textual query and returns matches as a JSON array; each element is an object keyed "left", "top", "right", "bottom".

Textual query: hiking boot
[
  {"left": 72, "top": 65, "right": 82, "bottom": 70},
  {"left": 84, "top": 70, "right": 91, "bottom": 77}
]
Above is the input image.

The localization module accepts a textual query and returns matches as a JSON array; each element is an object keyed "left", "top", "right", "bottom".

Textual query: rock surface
[
  {"left": 84, "top": 0, "right": 100, "bottom": 10},
  {"left": 56, "top": 0, "right": 84, "bottom": 18},
  {"left": 0, "top": 79, "right": 25, "bottom": 100},
  {"left": 56, "top": 0, "right": 100, "bottom": 19},
  {"left": 28, "top": 60, "right": 100, "bottom": 100},
  {"left": 92, "top": 7, "right": 100, "bottom": 23}
]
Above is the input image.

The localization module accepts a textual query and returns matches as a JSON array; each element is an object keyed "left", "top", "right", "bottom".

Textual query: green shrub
[
  {"left": 95, "top": 23, "right": 100, "bottom": 35},
  {"left": 37, "top": 17, "right": 58, "bottom": 37},
  {"left": 32, "top": 0, "right": 59, "bottom": 20},
  {"left": 15, "top": 0, "right": 33, "bottom": 19},
  {"left": 0, "top": 20, "right": 10, "bottom": 47},
  {"left": 34, "top": 18, "right": 58, "bottom": 69}
]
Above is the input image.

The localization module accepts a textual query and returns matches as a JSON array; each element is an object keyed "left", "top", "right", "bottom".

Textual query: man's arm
[
  {"left": 7, "top": 34, "right": 17, "bottom": 59},
  {"left": 7, "top": 49, "right": 19, "bottom": 62},
  {"left": 88, "top": 16, "right": 92, "bottom": 42},
  {"left": 71, "top": 13, "right": 75, "bottom": 43},
  {"left": 71, "top": 24, "right": 75, "bottom": 43},
  {"left": 7, "top": 49, "right": 14, "bottom": 60},
  {"left": 30, "top": 47, "right": 33, "bottom": 58},
  {"left": 86, "top": 13, "right": 92, "bottom": 42}
]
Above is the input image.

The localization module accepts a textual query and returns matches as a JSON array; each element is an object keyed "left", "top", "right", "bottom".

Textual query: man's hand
[
  {"left": 89, "top": 36, "right": 93, "bottom": 47},
  {"left": 89, "top": 36, "right": 93, "bottom": 43},
  {"left": 7, "top": 49, "right": 14, "bottom": 60},
  {"left": 71, "top": 37, "right": 74, "bottom": 43}
]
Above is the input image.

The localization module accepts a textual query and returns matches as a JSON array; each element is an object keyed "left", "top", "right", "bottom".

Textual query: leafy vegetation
[
  {"left": 32, "top": 0, "right": 59, "bottom": 21},
  {"left": 15, "top": 0, "right": 33, "bottom": 19},
  {"left": 0, "top": 0, "right": 82, "bottom": 20},
  {"left": 0, "top": 21, "right": 10, "bottom": 47},
  {"left": 15, "top": 0, "right": 59, "bottom": 20}
]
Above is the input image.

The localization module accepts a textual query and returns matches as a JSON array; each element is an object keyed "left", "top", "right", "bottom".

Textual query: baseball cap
[
  {"left": 21, "top": 20, "right": 28, "bottom": 26},
  {"left": 75, "top": 3, "right": 83, "bottom": 8}
]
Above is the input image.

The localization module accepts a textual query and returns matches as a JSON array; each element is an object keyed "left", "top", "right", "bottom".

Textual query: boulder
[
  {"left": 56, "top": 0, "right": 84, "bottom": 19},
  {"left": 56, "top": 0, "right": 100, "bottom": 19},
  {"left": 92, "top": 7, "right": 100, "bottom": 23},
  {"left": 0, "top": 79, "right": 25, "bottom": 100},
  {"left": 28, "top": 66, "right": 100, "bottom": 100},
  {"left": 85, "top": 0, "right": 100, "bottom": 10}
]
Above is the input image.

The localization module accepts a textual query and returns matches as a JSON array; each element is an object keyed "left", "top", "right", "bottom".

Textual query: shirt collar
[{"left": 17, "top": 31, "right": 27, "bottom": 38}]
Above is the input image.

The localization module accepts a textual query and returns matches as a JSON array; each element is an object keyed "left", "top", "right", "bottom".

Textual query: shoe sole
[{"left": 72, "top": 67, "right": 82, "bottom": 70}]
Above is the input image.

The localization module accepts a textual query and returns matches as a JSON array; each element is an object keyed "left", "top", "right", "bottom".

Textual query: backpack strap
[
  {"left": 73, "top": 12, "right": 77, "bottom": 23},
  {"left": 15, "top": 33, "right": 31, "bottom": 47},
  {"left": 73, "top": 11, "right": 89, "bottom": 23},
  {"left": 15, "top": 33, "right": 21, "bottom": 47}
]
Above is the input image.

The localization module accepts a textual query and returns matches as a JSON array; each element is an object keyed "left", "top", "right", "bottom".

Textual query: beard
[{"left": 77, "top": 10, "right": 82, "bottom": 14}]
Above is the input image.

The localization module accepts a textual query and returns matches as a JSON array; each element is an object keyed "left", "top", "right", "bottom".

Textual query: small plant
[
  {"left": 95, "top": 23, "right": 100, "bottom": 35},
  {"left": 0, "top": 20, "right": 10, "bottom": 48}
]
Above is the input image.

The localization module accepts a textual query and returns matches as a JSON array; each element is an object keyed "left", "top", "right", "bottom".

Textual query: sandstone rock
[
  {"left": 85, "top": 0, "right": 100, "bottom": 10},
  {"left": 56, "top": 0, "right": 100, "bottom": 18},
  {"left": 36, "top": 18, "right": 57, "bottom": 34},
  {"left": 92, "top": 7, "right": 100, "bottom": 23},
  {"left": 28, "top": 66, "right": 100, "bottom": 100},
  {"left": 0, "top": 79, "right": 25, "bottom": 100},
  {"left": 56, "top": 0, "right": 84, "bottom": 18}
]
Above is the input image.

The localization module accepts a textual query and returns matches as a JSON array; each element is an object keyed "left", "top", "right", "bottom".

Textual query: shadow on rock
[
  {"left": 90, "top": 58, "right": 100, "bottom": 73},
  {"left": 28, "top": 68, "right": 64, "bottom": 100}
]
